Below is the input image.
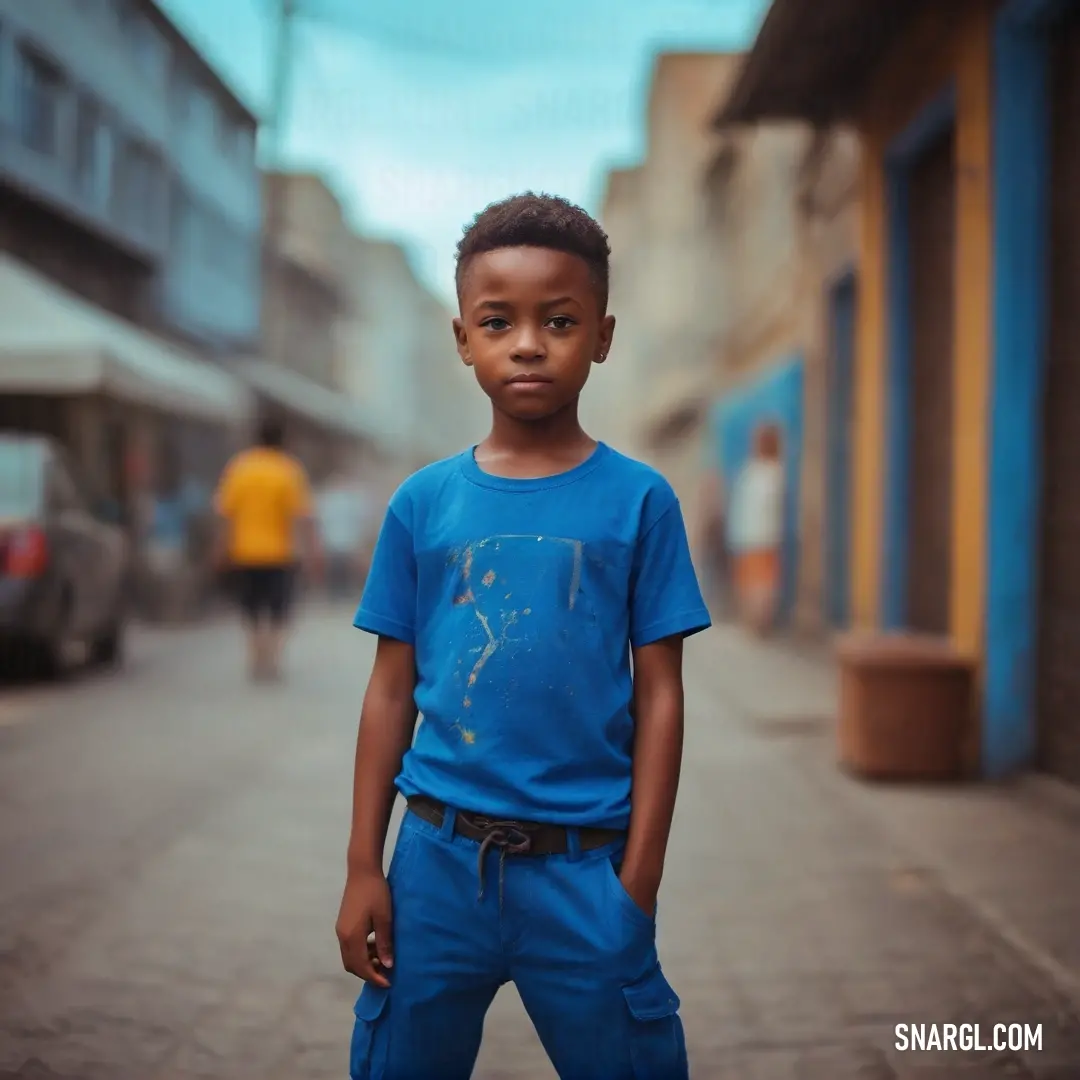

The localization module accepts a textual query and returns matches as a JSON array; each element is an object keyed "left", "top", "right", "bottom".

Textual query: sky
[{"left": 159, "top": 0, "right": 769, "bottom": 306}]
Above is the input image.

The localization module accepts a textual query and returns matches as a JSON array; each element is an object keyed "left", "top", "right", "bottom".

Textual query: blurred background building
[
  {"left": 0, "top": 0, "right": 478, "bottom": 623},
  {"left": 0, "top": 0, "right": 263, "bottom": 618},
  {"left": 4, "top": 6, "right": 1080, "bottom": 1076},
  {"left": 594, "top": 48, "right": 859, "bottom": 640},
  {"left": 593, "top": 0, "right": 1079, "bottom": 793},
  {"left": 2, "top": 0, "right": 1078, "bottom": 794}
]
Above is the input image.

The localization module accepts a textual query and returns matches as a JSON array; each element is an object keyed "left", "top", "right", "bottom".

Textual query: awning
[
  {"left": 229, "top": 357, "right": 384, "bottom": 444},
  {"left": 0, "top": 254, "right": 254, "bottom": 423},
  {"left": 715, "top": 0, "right": 923, "bottom": 127}
]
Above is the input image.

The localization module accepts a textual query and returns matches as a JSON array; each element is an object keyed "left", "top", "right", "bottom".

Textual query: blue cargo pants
[{"left": 348, "top": 806, "right": 689, "bottom": 1080}]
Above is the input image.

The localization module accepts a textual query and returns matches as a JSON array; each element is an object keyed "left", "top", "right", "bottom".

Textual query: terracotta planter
[{"left": 835, "top": 633, "right": 975, "bottom": 781}]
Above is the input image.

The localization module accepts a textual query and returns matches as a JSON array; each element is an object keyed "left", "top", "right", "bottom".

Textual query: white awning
[
  {"left": 0, "top": 255, "right": 255, "bottom": 424},
  {"left": 229, "top": 357, "right": 385, "bottom": 443}
]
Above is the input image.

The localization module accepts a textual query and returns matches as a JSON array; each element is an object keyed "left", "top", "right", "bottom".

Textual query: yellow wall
[
  {"left": 851, "top": 136, "right": 887, "bottom": 630},
  {"left": 951, "top": 19, "right": 993, "bottom": 659},
  {"left": 850, "top": 2, "right": 994, "bottom": 653}
]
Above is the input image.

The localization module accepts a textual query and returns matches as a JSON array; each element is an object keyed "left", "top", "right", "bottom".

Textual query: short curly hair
[{"left": 455, "top": 192, "right": 611, "bottom": 312}]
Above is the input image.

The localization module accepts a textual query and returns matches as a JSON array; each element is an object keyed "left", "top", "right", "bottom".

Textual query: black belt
[
  {"left": 406, "top": 795, "right": 626, "bottom": 905},
  {"left": 406, "top": 794, "right": 624, "bottom": 855}
]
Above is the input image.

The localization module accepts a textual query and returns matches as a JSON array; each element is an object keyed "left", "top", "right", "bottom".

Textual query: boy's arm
[
  {"left": 337, "top": 493, "right": 418, "bottom": 985},
  {"left": 347, "top": 636, "right": 418, "bottom": 876},
  {"left": 337, "top": 635, "right": 417, "bottom": 986},
  {"left": 620, "top": 636, "right": 685, "bottom": 916},
  {"left": 623, "top": 487, "right": 712, "bottom": 915}
]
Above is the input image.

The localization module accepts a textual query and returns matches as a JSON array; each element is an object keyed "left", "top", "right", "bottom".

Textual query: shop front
[{"left": 0, "top": 253, "right": 255, "bottom": 620}]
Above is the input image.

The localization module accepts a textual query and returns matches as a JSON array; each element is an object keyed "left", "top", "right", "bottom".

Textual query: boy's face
[{"left": 453, "top": 246, "right": 616, "bottom": 422}]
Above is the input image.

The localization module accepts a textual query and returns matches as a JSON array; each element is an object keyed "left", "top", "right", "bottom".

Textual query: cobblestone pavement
[{"left": 0, "top": 609, "right": 1078, "bottom": 1079}]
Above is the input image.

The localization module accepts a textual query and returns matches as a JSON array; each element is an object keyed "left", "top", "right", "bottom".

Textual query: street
[{"left": 1, "top": 608, "right": 1079, "bottom": 1080}]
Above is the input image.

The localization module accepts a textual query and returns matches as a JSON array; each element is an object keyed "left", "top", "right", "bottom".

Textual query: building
[
  {"left": 261, "top": 172, "right": 346, "bottom": 391},
  {"left": 585, "top": 166, "right": 642, "bottom": 455},
  {"left": 226, "top": 170, "right": 382, "bottom": 485},
  {"left": 719, "top": 0, "right": 1080, "bottom": 786},
  {"left": 0, "top": 0, "right": 263, "bottom": 612},
  {"left": 599, "top": 51, "right": 860, "bottom": 633},
  {"left": 795, "top": 130, "right": 861, "bottom": 635},
  {"left": 700, "top": 111, "right": 860, "bottom": 634},
  {"left": 595, "top": 53, "right": 744, "bottom": 546},
  {"left": 0, "top": 0, "right": 262, "bottom": 351},
  {"left": 340, "top": 234, "right": 484, "bottom": 480}
]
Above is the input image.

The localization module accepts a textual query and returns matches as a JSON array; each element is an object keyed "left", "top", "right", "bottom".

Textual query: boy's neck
[{"left": 478, "top": 400, "right": 597, "bottom": 476}]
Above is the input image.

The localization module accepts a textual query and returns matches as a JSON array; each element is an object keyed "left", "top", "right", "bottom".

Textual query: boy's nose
[{"left": 510, "top": 332, "right": 546, "bottom": 361}]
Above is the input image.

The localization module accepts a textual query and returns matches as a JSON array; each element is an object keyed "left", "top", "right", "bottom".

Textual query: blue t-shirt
[{"left": 354, "top": 442, "right": 712, "bottom": 828}]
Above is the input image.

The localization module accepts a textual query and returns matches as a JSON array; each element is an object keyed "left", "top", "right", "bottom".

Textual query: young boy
[{"left": 336, "top": 193, "right": 711, "bottom": 1080}]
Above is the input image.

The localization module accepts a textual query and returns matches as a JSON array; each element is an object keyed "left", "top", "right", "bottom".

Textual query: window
[
  {"left": 206, "top": 210, "right": 234, "bottom": 269},
  {"left": 172, "top": 67, "right": 218, "bottom": 139},
  {"left": 170, "top": 64, "right": 193, "bottom": 125},
  {"left": 16, "top": 47, "right": 65, "bottom": 157},
  {"left": 117, "top": 3, "right": 170, "bottom": 85},
  {"left": 132, "top": 16, "right": 170, "bottom": 85},
  {"left": 171, "top": 185, "right": 213, "bottom": 264},
  {"left": 169, "top": 183, "right": 193, "bottom": 248},
  {"left": 170, "top": 183, "right": 254, "bottom": 283},
  {"left": 114, "top": 138, "right": 164, "bottom": 235},
  {"left": 0, "top": 440, "right": 43, "bottom": 519},
  {"left": 233, "top": 124, "right": 255, "bottom": 165},
  {"left": 191, "top": 85, "right": 218, "bottom": 142},
  {"left": 109, "top": 0, "right": 136, "bottom": 27},
  {"left": 217, "top": 114, "right": 235, "bottom": 156},
  {"left": 73, "top": 96, "right": 115, "bottom": 208}
]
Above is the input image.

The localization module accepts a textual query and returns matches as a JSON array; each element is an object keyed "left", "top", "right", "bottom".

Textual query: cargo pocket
[
  {"left": 622, "top": 966, "right": 688, "bottom": 1080},
  {"left": 349, "top": 984, "right": 390, "bottom": 1080}
]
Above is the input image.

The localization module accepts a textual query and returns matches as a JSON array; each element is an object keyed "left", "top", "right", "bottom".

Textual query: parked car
[{"left": 0, "top": 432, "right": 129, "bottom": 679}]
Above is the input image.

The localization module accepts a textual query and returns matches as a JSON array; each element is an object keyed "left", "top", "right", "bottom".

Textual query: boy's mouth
[{"left": 506, "top": 374, "right": 554, "bottom": 384}]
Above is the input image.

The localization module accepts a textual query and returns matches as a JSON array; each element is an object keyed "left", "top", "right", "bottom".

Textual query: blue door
[{"left": 825, "top": 273, "right": 857, "bottom": 629}]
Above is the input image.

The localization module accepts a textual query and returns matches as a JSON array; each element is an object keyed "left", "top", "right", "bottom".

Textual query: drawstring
[{"left": 475, "top": 821, "right": 535, "bottom": 910}]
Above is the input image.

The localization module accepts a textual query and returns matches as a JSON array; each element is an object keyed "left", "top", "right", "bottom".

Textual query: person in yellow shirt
[{"left": 214, "top": 417, "right": 322, "bottom": 680}]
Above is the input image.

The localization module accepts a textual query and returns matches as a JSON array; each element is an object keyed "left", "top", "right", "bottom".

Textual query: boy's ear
[
  {"left": 595, "top": 314, "right": 616, "bottom": 365},
  {"left": 452, "top": 317, "right": 472, "bottom": 368}
]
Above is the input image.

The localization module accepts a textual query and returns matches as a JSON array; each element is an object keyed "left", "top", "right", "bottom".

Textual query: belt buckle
[
  {"left": 469, "top": 815, "right": 535, "bottom": 855},
  {"left": 469, "top": 813, "right": 529, "bottom": 834}
]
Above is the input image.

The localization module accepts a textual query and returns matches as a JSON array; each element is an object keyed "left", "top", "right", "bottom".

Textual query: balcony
[{"left": 0, "top": 49, "right": 168, "bottom": 265}]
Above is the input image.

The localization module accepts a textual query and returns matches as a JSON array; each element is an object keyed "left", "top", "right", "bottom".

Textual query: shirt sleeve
[
  {"left": 353, "top": 502, "right": 417, "bottom": 643},
  {"left": 630, "top": 499, "right": 712, "bottom": 648}
]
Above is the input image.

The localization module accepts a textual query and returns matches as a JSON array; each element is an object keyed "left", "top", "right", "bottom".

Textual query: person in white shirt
[{"left": 726, "top": 423, "right": 785, "bottom": 635}]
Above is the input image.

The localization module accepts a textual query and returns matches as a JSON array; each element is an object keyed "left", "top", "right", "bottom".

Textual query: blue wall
[
  {"left": 983, "top": 0, "right": 1070, "bottom": 777},
  {"left": 709, "top": 357, "right": 805, "bottom": 623}
]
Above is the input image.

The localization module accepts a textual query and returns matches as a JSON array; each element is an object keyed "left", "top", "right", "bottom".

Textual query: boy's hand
[
  {"left": 619, "top": 868, "right": 659, "bottom": 919},
  {"left": 336, "top": 869, "right": 394, "bottom": 987}
]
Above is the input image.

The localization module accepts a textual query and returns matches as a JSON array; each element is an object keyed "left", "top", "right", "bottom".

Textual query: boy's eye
[
  {"left": 482, "top": 318, "right": 510, "bottom": 331},
  {"left": 547, "top": 316, "right": 576, "bottom": 330}
]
